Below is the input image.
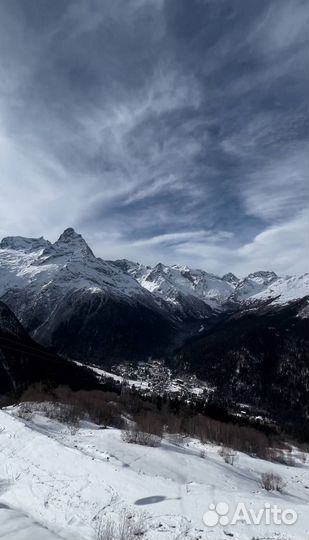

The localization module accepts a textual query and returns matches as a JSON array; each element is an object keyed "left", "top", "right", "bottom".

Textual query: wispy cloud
[
  {"left": 0, "top": 0, "right": 307, "bottom": 275},
  {"left": 131, "top": 230, "right": 232, "bottom": 247},
  {"left": 242, "top": 145, "right": 308, "bottom": 222}
]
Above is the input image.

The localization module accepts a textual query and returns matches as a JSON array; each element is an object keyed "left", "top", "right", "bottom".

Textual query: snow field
[{"left": 0, "top": 408, "right": 308, "bottom": 540}]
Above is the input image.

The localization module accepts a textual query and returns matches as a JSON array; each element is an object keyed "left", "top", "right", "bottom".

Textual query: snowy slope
[
  {"left": 233, "top": 272, "right": 309, "bottom": 306},
  {"left": 0, "top": 408, "right": 308, "bottom": 540}
]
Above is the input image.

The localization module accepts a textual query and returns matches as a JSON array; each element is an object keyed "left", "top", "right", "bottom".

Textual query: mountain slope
[
  {"left": 0, "top": 301, "right": 101, "bottom": 394},
  {"left": 176, "top": 297, "right": 309, "bottom": 427}
]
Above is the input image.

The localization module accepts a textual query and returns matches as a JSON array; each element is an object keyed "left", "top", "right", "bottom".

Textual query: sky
[{"left": 0, "top": 0, "right": 308, "bottom": 277}]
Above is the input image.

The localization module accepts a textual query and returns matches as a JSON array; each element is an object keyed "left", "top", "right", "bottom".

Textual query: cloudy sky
[{"left": 0, "top": 0, "right": 307, "bottom": 276}]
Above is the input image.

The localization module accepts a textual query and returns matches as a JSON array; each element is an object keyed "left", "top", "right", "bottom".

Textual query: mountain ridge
[
  {"left": 112, "top": 258, "right": 308, "bottom": 317},
  {"left": 0, "top": 228, "right": 307, "bottom": 367},
  {"left": 1, "top": 227, "right": 307, "bottom": 319}
]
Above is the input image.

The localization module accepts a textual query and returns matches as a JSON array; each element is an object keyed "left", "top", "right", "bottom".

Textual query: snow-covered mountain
[
  {"left": 0, "top": 227, "right": 308, "bottom": 367},
  {"left": 0, "top": 228, "right": 308, "bottom": 426},
  {"left": 0, "top": 228, "right": 153, "bottom": 302},
  {"left": 231, "top": 271, "right": 309, "bottom": 306},
  {"left": 113, "top": 260, "right": 309, "bottom": 316},
  {"left": 112, "top": 260, "right": 232, "bottom": 318},
  {"left": 0, "top": 228, "right": 176, "bottom": 364}
]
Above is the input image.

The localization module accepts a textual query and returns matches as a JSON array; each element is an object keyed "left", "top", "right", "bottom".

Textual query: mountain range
[
  {"left": 0, "top": 227, "right": 308, "bottom": 424},
  {"left": 113, "top": 259, "right": 308, "bottom": 316}
]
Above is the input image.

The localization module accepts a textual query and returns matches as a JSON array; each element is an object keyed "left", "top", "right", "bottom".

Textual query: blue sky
[{"left": 0, "top": 0, "right": 307, "bottom": 276}]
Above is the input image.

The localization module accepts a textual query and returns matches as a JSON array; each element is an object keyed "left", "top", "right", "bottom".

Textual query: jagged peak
[
  {"left": 154, "top": 262, "right": 165, "bottom": 270},
  {"left": 0, "top": 235, "right": 51, "bottom": 252},
  {"left": 222, "top": 272, "right": 239, "bottom": 284},
  {"left": 247, "top": 270, "right": 278, "bottom": 280},
  {"left": 51, "top": 227, "right": 94, "bottom": 257},
  {"left": 57, "top": 227, "right": 82, "bottom": 242},
  {"left": 149, "top": 262, "right": 168, "bottom": 275}
]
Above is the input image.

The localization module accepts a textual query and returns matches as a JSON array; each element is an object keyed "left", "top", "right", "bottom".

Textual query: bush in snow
[
  {"left": 16, "top": 400, "right": 80, "bottom": 426},
  {"left": 261, "top": 472, "right": 285, "bottom": 492},
  {"left": 299, "top": 451, "right": 307, "bottom": 464},
  {"left": 178, "top": 414, "right": 270, "bottom": 460},
  {"left": 96, "top": 510, "right": 147, "bottom": 540},
  {"left": 19, "top": 383, "right": 124, "bottom": 429},
  {"left": 16, "top": 403, "right": 33, "bottom": 421},
  {"left": 122, "top": 428, "right": 161, "bottom": 447},
  {"left": 218, "top": 446, "right": 238, "bottom": 465},
  {"left": 122, "top": 411, "right": 163, "bottom": 447},
  {"left": 268, "top": 448, "right": 296, "bottom": 466}
]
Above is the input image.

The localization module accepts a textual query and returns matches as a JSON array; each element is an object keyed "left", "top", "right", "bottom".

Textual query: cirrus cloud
[{"left": 0, "top": 0, "right": 307, "bottom": 276}]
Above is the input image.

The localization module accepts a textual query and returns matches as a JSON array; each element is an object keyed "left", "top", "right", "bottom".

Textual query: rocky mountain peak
[
  {"left": 246, "top": 271, "right": 278, "bottom": 284},
  {"left": 51, "top": 228, "right": 94, "bottom": 257},
  {"left": 58, "top": 227, "right": 79, "bottom": 240},
  {"left": 0, "top": 235, "right": 51, "bottom": 252},
  {"left": 222, "top": 272, "right": 239, "bottom": 285}
]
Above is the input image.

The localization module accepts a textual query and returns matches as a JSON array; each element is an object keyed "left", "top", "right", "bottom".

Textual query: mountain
[
  {"left": 0, "top": 227, "right": 308, "bottom": 427},
  {"left": 0, "top": 301, "right": 102, "bottom": 394},
  {"left": 0, "top": 228, "right": 176, "bottom": 365},
  {"left": 0, "top": 227, "right": 308, "bottom": 375},
  {"left": 113, "top": 260, "right": 309, "bottom": 315},
  {"left": 112, "top": 260, "right": 308, "bottom": 427},
  {"left": 229, "top": 271, "right": 309, "bottom": 306},
  {"left": 112, "top": 260, "right": 235, "bottom": 317}
]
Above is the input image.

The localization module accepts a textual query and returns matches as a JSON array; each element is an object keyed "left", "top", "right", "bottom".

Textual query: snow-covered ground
[{"left": 0, "top": 407, "right": 308, "bottom": 540}]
